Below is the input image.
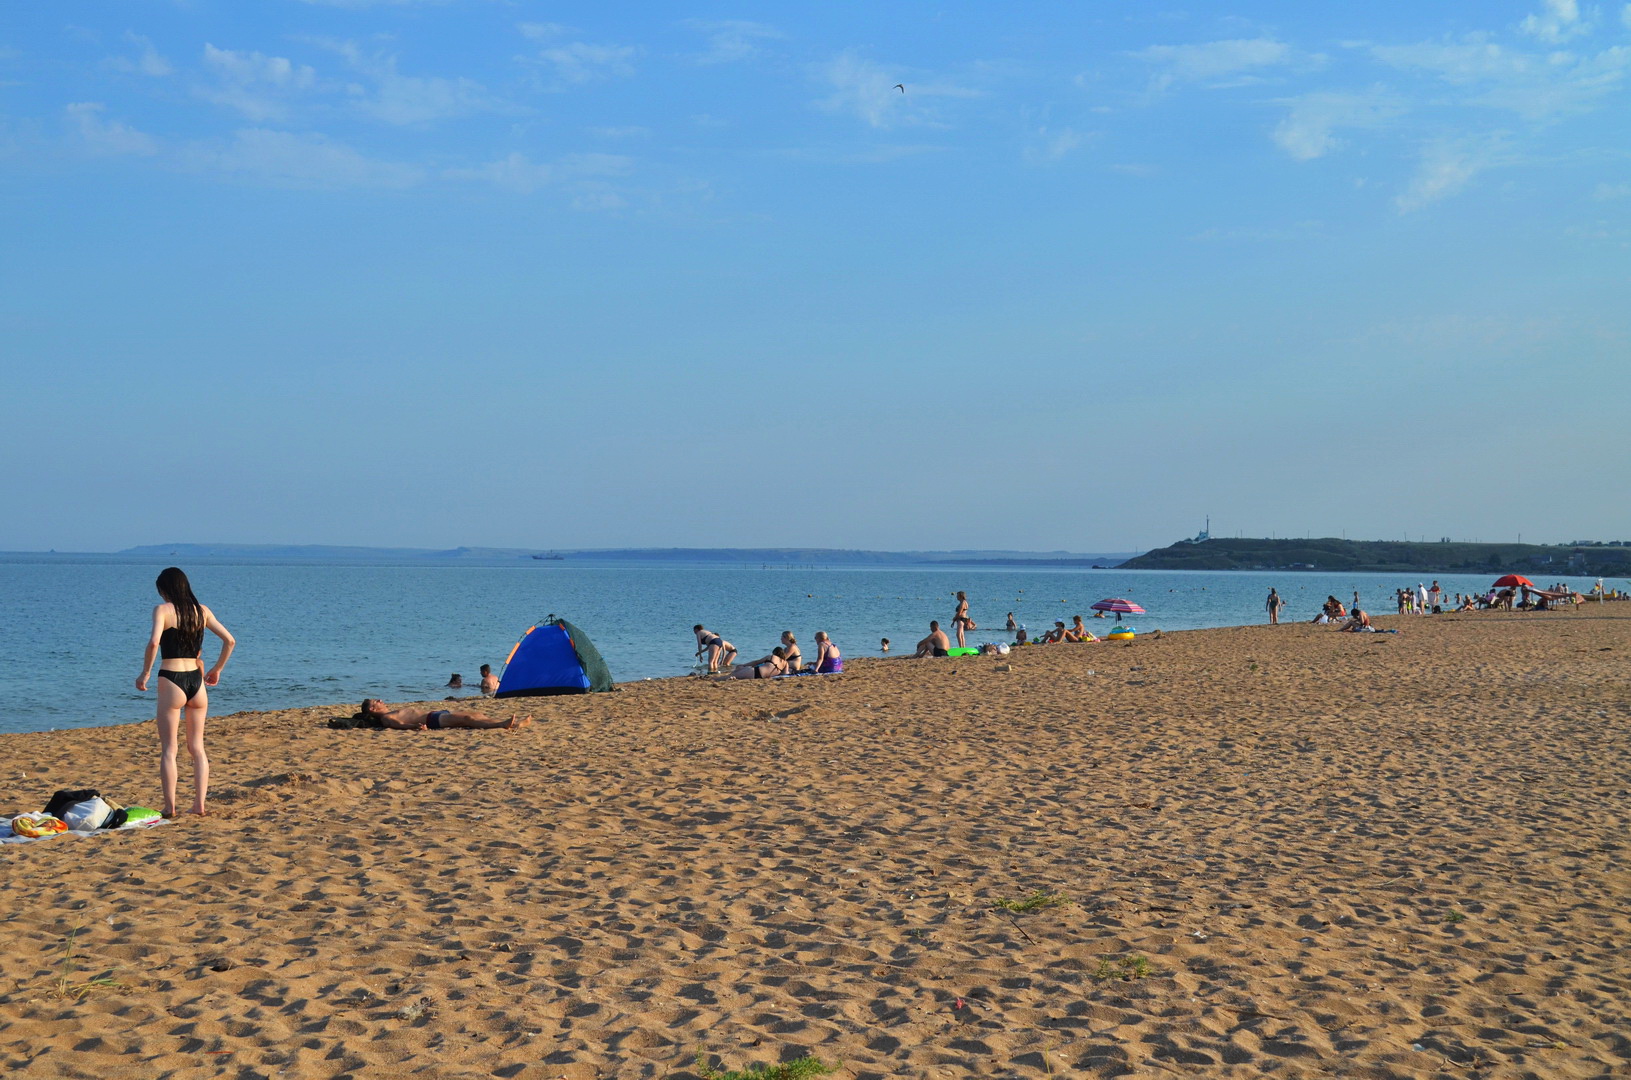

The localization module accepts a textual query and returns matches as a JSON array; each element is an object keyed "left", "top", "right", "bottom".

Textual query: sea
[{"left": 0, "top": 554, "right": 1609, "bottom": 736}]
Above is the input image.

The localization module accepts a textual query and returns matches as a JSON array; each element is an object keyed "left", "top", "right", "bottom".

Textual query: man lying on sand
[{"left": 358, "top": 699, "right": 532, "bottom": 731}]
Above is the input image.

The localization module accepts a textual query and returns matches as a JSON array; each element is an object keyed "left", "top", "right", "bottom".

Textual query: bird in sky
[{"left": 893, "top": 83, "right": 905, "bottom": 92}]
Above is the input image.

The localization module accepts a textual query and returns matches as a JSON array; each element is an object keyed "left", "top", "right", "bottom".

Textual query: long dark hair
[{"left": 155, "top": 567, "right": 203, "bottom": 642}]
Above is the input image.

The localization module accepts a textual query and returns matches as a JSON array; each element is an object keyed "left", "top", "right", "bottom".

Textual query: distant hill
[
  {"left": 1120, "top": 537, "right": 1631, "bottom": 576},
  {"left": 117, "top": 543, "right": 1138, "bottom": 567}
]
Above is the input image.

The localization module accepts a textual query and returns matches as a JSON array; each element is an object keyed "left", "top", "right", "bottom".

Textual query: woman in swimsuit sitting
[
  {"left": 723, "top": 647, "right": 789, "bottom": 680},
  {"left": 779, "top": 631, "right": 802, "bottom": 672},
  {"left": 135, "top": 567, "right": 235, "bottom": 817},
  {"left": 812, "top": 631, "right": 842, "bottom": 673}
]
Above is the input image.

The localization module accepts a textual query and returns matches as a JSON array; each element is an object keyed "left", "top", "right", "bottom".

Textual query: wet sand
[{"left": 2, "top": 609, "right": 1628, "bottom": 1079}]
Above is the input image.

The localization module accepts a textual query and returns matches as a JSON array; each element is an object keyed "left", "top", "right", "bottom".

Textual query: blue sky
[{"left": 2, "top": 1, "right": 1627, "bottom": 552}]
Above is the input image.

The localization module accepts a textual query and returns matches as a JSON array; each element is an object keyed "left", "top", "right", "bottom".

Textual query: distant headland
[{"left": 1120, "top": 536, "right": 1631, "bottom": 576}]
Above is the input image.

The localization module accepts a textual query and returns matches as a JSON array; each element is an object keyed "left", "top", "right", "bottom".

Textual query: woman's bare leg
[
  {"left": 184, "top": 684, "right": 210, "bottom": 815},
  {"left": 955, "top": 619, "right": 966, "bottom": 647},
  {"left": 155, "top": 678, "right": 187, "bottom": 817}
]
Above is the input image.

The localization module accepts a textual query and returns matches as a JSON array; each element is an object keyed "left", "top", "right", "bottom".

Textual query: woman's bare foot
[{"left": 504, "top": 715, "right": 533, "bottom": 730}]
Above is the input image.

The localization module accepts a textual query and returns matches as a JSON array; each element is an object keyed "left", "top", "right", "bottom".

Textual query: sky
[{"left": 2, "top": 1, "right": 1628, "bottom": 553}]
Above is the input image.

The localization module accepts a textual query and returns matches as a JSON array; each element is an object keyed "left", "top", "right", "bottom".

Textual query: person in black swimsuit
[
  {"left": 136, "top": 567, "right": 236, "bottom": 817},
  {"left": 357, "top": 700, "right": 532, "bottom": 731}
]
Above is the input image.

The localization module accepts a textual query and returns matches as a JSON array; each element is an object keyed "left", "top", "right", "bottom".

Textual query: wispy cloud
[
  {"left": 816, "top": 51, "right": 977, "bottom": 129},
  {"left": 682, "top": 19, "right": 784, "bottom": 65},
  {"left": 185, "top": 128, "right": 422, "bottom": 188},
  {"left": 1273, "top": 88, "right": 1405, "bottom": 160},
  {"left": 197, "top": 44, "right": 317, "bottom": 122},
  {"left": 1134, "top": 38, "right": 1296, "bottom": 92},
  {"left": 518, "top": 26, "right": 637, "bottom": 88},
  {"left": 1396, "top": 136, "right": 1506, "bottom": 212},
  {"left": 1023, "top": 126, "right": 1090, "bottom": 165},
  {"left": 772, "top": 143, "right": 947, "bottom": 165},
  {"left": 66, "top": 102, "right": 158, "bottom": 155},
  {"left": 1519, "top": 0, "right": 1589, "bottom": 43},
  {"left": 1371, "top": 37, "right": 1631, "bottom": 120},
  {"left": 1594, "top": 180, "right": 1631, "bottom": 199},
  {"left": 446, "top": 151, "right": 634, "bottom": 208},
  {"left": 319, "top": 40, "right": 500, "bottom": 124},
  {"left": 106, "top": 32, "right": 171, "bottom": 78}
]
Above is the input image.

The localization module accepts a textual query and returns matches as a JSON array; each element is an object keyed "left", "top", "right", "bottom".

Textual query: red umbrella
[
  {"left": 1492, "top": 574, "right": 1534, "bottom": 588},
  {"left": 1091, "top": 597, "right": 1145, "bottom": 622}
]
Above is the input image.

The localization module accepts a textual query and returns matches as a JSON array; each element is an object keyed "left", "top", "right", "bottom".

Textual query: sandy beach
[{"left": 2, "top": 609, "right": 1628, "bottom": 1079}]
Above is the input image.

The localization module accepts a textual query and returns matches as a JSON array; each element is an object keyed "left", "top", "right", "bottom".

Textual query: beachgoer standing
[
  {"left": 1005, "top": 612, "right": 1017, "bottom": 632},
  {"left": 1429, "top": 581, "right": 1442, "bottom": 611},
  {"left": 479, "top": 663, "right": 499, "bottom": 696},
  {"left": 1265, "top": 588, "right": 1284, "bottom": 624},
  {"left": 1417, "top": 583, "right": 1429, "bottom": 614},
  {"left": 135, "top": 567, "right": 235, "bottom": 817},
  {"left": 952, "top": 591, "right": 976, "bottom": 647}
]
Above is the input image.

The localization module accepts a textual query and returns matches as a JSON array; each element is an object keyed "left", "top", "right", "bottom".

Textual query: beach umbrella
[
  {"left": 1091, "top": 597, "right": 1145, "bottom": 622},
  {"left": 1491, "top": 574, "right": 1534, "bottom": 589}
]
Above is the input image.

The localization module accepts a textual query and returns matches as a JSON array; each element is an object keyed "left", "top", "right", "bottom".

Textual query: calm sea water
[{"left": 0, "top": 555, "right": 1607, "bottom": 735}]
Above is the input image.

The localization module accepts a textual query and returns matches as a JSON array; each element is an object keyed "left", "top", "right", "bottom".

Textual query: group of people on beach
[
  {"left": 693, "top": 626, "right": 843, "bottom": 679},
  {"left": 699, "top": 590, "right": 1112, "bottom": 671}
]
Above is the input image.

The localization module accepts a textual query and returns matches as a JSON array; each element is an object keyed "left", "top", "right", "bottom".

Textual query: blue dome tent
[{"left": 496, "top": 616, "right": 614, "bottom": 697}]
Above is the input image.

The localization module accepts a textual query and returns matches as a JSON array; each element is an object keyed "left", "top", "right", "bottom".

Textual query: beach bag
[
  {"left": 43, "top": 788, "right": 101, "bottom": 819},
  {"left": 62, "top": 797, "right": 114, "bottom": 831},
  {"left": 12, "top": 813, "right": 68, "bottom": 838}
]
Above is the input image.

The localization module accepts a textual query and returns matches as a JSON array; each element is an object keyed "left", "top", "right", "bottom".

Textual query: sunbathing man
[
  {"left": 693, "top": 625, "right": 737, "bottom": 673},
  {"left": 914, "top": 620, "right": 951, "bottom": 658},
  {"left": 358, "top": 699, "right": 531, "bottom": 731}
]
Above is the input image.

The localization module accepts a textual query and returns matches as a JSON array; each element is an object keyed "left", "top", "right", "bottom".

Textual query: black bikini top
[{"left": 159, "top": 606, "right": 203, "bottom": 659}]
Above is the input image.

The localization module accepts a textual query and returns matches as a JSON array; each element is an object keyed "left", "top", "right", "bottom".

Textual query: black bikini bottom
[{"left": 158, "top": 668, "right": 203, "bottom": 701}]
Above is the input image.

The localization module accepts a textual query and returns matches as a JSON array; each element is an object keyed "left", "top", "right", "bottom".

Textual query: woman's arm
[
  {"left": 136, "top": 604, "right": 165, "bottom": 691},
  {"left": 202, "top": 606, "right": 236, "bottom": 686}
]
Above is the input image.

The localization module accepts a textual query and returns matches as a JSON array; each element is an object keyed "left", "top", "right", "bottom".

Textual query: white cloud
[
  {"left": 317, "top": 41, "right": 497, "bottom": 124},
  {"left": 1273, "top": 88, "right": 1405, "bottom": 160},
  {"left": 446, "top": 151, "right": 633, "bottom": 206},
  {"left": 1520, "top": 0, "right": 1588, "bottom": 43},
  {"left": 187, "top": 128, "right": 421, "bottom": 188},
  {"left": 682, "top": 19, "right": 783, "bottom": 65},
  {"left": 66, "top": 102, "right": 158, "bottom": 155},
  {"left": 1594, "top": 181, "right": 1631, "bottom": 199},
  {"left": 198, "top": 44, "right": 317, "bottom": 121},
  {"left": 590, "top": 125, "right": 651, "bottom": 139},
  {"left": 816, "top": 52, "right": 976, "bottom": 129},
  {"left": 107, "top": 32, "right": 172, "bottom": 77},
  {"left": 773, "top": 143, "right": 947, "bottom": 165},
  {"left": 1372, "top": 37, "right": 1631, "bottom": 119},
  {"left": 1023, "top": 126, "right": 1088, "bottom": 165},
  {"left": 529, "top": 41, "right": 637, "bottom": 86},
  {"left": 518, "top": 23, "right": 567, "bottom": 42},
  {"left": 1134, "top": 38, "right": 1294, "bottom": 92},
  {"left": 1395, "top": 137, "right": 1504, "bottom": 212}
]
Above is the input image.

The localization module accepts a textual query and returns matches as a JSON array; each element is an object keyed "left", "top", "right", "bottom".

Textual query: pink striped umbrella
[{"left": 1091, "top": 597, "right": 1145, "bottom": 622}]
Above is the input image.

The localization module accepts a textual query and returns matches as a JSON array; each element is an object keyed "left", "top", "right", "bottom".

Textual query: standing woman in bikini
[
  {"left": 952, "top": 591, "right": 976, "bottom": 647},
  {"left": 135, "top": 567, "right": 235, "bottom": 816}
]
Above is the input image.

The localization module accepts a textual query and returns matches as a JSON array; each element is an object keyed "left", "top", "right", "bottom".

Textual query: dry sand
[{"left": 2, "top": 609, "right": 1629, "bottom": 1079}]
